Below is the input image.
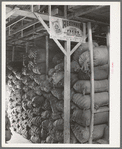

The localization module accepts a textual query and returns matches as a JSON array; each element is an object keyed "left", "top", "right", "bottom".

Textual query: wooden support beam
[
  {"left": 64, "top": 38, "right": 71, "bottom": 143},
  {"left": 6, "top": 7, "right": 19, "bottom": 19},
  {"left": 106, "top": 26, "right": 110, "bottom": 102},
  {"left": 68, "top": 5, "right": 106, "bottom": 19},
  {"left": 83, "top": 23, "right": 86, "bottom": 37},
  {"left": 25, "top": 42, "right": 29, "bottom": 53},
  {"left": 71, "top": 16, "right": 109, "bottom": 26},
  {"left": 64, "top": 5, "right": 67, "bottom": 18},
  {"left": 46, "top": 35, "right": 49, "bottom": 78},
  {"left": 8, "top": 26, "right": 10, "bottom": 36},
  {"left": 64, "top": 5, "right": 71, "bottom": 144},
  {"left": 70, "top": 23, "right": 87, "bottom": 56},
  {"left": 31, "top": 5, "right": 34, "bottom": 12},
  {"left": 7, "top": 19, "right": 39, "bottom": 37},
  {"left": 8, "top": 32, "right": 47, "bottom": 46},
  {"left": 106, "top": 26, "right": 110, "bottom": 47},
  {"left": 49, "top": 5, "right": 51, "bottom": 16},
  {"left": 34, "top": 12, "right": 50, "bottom": 34},
  {"left": 21, "top": 20, "right": 24, "bottom": 37},
  {"left": 7, "top": 25, "right": 46, "bottom": 44},
  {"left": 6, "top": 16, "right": 26, "bottom": 28},
  {"left": 88, "top": 22, "right": 94, "bottom": 144},
  {"left": 37, "top": 5, "right": 40, "bottom": 12},
  {"left": 11, "top": 8, "right": 49, "bottom": 20},
  {"left": 12, "top": 46, "right": 15, "bottom": 61},
  {"left": 52, "top": 38, "right": 66, "bottom": 55},
  {"left": 70, "top": 42, "right": 82, "bottom": 56}
]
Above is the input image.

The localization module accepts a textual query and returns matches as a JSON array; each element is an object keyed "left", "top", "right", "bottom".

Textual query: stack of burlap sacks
[
  {"left": 71, "top": 43, "right": 109, "bottom": 144},
  {"left": 6, "top": 43, "right": 109, "bottom": 144}
]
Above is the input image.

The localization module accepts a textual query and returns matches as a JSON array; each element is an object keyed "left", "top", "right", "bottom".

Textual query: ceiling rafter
[
  {"left": 73, "top": 16, "right": 109, "bottom": 26},
  {"left": 7, "top": 23, "right": 47, "bottom": 44},
  {"left": 6, "top": 7, "right": 19, "bottom": 19},
  {"left": 6, "top": 5, "right": 110, "bottom": 46},
  {"left": 7, "top": 19, "right": 40, "bottom": 38},
  {"left": 68, "top": 5, "right": 106, "bottom": 19}
]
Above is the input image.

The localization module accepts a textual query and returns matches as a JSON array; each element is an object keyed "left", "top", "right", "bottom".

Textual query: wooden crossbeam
[
  {"left": 34, "top": 12, "right": 50, "bottom": 34},
  {"left": 68, "top": 5, "right": 106, "bottom": 19},
  {"left": 9, "top": 8, "right": 49, "bottom": 20},
  {"left": 72, "top": 16, "right": 109, "bottom": 26},
  {"left": 7, "top": 32, "right": 47, "bottom": 46},
  {"left": 6, "top": 7, "right": 19, "bottom": 19},
  {"left": 6, "top": 16, "right": 25, "bottom": 27},
  {"left": 7, "top": 19, "right": 39, "bottom": 37},
  {"left": 52, "top": 38, "right": 66, "bottom": 55},
  {"left": 7, "top": 24, "right": 46, "bottom": 43},
  {"left": 70, "top": 41, "right": 82, "bottom": 56}
]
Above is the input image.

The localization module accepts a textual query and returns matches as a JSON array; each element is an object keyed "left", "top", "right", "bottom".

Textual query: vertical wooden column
[
  {"left": 12, "top": 46, "right": 15, "bottom": 61},
  {"left": 26, "top": 42, "right": 29, "bottom": 53},
  {"left": 83, "top": 23, "right": 86, "bottom": 41},
  {"left": 31, "top": 5, "right": 33, "bottom": 12},
  {"left": 21, "top": 20, "right": 23, "bottom": 37},
  {"left": 64, "top": 39, "right": 71, "bottom": 143},
  {"left": 88, "top": 22, "right": 94, "bottom": 144},
  {"left": 106, "top": 26, "right": 110, "bottom": 107},
  {"left": 64, "top": 5, "right": 71, "bottom": 143},
  {"left": 46, "top": 35, "right": 49, "bottom": 78},
  {"left": 106, "top": 26, "right": 110, "bottom": 48}
]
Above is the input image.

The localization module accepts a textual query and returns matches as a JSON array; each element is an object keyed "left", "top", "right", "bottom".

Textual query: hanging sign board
[{"left": 49, "top": 16, "right": 83, "bottom": 42}]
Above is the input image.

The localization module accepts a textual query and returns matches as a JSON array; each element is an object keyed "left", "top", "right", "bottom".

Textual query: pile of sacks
[{"left": 6, "top": 43, "right": 109, "bottom": 144}]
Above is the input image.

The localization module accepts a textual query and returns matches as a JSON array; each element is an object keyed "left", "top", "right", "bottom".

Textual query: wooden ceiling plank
[{"left": 68, "top": 5, "right": 106, "bottom": 19}]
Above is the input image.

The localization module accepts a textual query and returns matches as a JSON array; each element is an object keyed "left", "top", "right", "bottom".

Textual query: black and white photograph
[{"left": 2, "top": 1, "right": 120, "bottom": 148}]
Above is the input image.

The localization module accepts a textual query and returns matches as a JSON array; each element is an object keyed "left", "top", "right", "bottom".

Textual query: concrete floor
[{"left": 7, "top": 129, "right": 32, "bottom": 144}]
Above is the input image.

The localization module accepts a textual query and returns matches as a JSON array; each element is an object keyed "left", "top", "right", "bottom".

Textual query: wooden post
[
  {"left": 88, "top": 22, "right": 94, "bottom": 144},
  {"left": 106, "top": 26, "right": 110, "bottom": 109},
  {"left": 64, "top": 38, "right": 71, "bottom": 143},
  {"left": 83, "top": 23, "right": 86, "bottom": 38},
  {"left": 106, "top": 26, "right": 110, "bottom": 48},
  {"left": 21, "top": 20, "right": 23, "bottom": 37},
  {"left": 12, "top": 46, "right": 15, "bottom": 61},
  {"left": 8, "top": 26, "right": 10, "bottom": 36},
  {"left": 49, "top": 5, "right": 51, "bottom": 16},
  {"left": 31, "top": 5, "right": 34, "bottom": 12},
  {"left": 64, "top": 5, "right": 70, "bottom": 144},
  {"left": 38, "top": 5, "right": 40, "bottom": 12},
  {"left": 26, "top": 42, "right": 29, "bottom": 53},
  {"left": 46, "top": 35, "right": 49, "bottom": 78}
]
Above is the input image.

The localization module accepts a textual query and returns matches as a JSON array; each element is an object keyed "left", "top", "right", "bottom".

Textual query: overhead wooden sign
[{"left": 49, "top": 16, "right": 83, "bottom": 42}]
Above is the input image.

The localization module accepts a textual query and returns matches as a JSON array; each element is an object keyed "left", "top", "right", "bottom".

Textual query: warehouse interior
[{"left": 5, "top": 5, "right": 110, "bottom": 144}]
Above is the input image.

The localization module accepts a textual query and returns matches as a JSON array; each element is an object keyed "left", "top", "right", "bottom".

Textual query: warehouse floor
[{"left": 7, "top": 129, "right": 32, "bottom": 144}]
